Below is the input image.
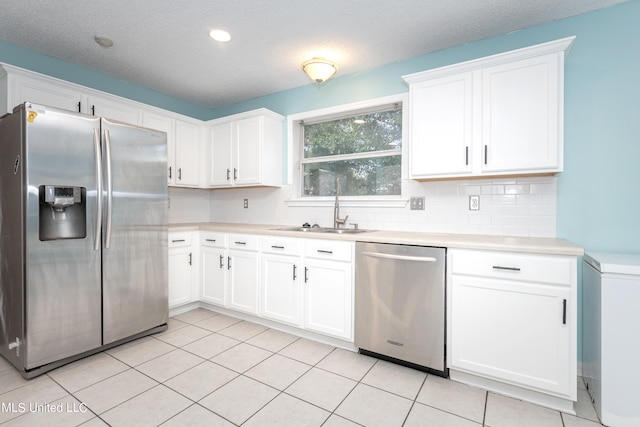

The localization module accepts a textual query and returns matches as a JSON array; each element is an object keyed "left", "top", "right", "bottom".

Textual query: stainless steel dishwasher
[{"left": 355, "top": 242, "right": 447, "bottom": 376}]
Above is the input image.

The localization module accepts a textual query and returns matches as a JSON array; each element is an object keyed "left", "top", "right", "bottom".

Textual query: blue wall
[{"left": 1, "top": 1, "right": 638, "bottom": 253}]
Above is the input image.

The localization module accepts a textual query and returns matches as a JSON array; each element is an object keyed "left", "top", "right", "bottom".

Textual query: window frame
[{"left": 286, "top": 94, "right": 409, "bottom": 208}]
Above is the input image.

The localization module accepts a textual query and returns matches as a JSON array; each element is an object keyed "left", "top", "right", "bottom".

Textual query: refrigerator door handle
[
  {"left": 93, "top": 128, "right": 103, "bottom": 251},
  {"left": 104, "top": 129, "right": 113, "bottom": 249}
]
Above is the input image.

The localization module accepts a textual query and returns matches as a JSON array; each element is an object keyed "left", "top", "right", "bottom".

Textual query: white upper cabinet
[
  {"left": 408, "top": 72, "right": 474, "bottom": 178},
  {"left": 174, "top": 120, "right": 202, "bottom": 187},
  {"left": 404, "top": 37, "right": 574, "bottom": 180},
  {"left": 86, "top": 94, "right": 140, "bottom": 124},
  {"left": 207, "top": 109, "right": 284, "bottom": 188},
  {"left": 1, "top": 65, "right": 83, "bottom": 114},
  {"left": 142, "top": 111, "right": 176, "bottom": 185}
]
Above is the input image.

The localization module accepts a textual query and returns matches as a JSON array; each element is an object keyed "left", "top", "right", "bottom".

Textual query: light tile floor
[{"left": 0, "top": 308, "right": 604, "bottom": 426}]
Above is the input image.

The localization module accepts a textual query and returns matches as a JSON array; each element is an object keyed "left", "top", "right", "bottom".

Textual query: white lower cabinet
[
  {"left": 448, "top": 248, "right": 577, "bottom": 407},
  {"left": 302, "top": 239, "right": 354, "bottom": 341},
  {"left": 261, "top": 237, "right": 302, "bottom": 326},
  {"left": 200, "top": 232, "right": 228, "bottom": 306},
  {"left": 168, "top": 232, "right": 196, "bottom": 308},
  {"left": 259, "top": 236, "right": 354, "bottom": 340},
  {"left": 226, "top": 234, "right": 260, "bottom": 315}
]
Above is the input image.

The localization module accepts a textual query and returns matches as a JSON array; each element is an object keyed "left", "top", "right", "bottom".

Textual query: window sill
[{"left": 285, "top": 197, "right": 408, "bottom": 208}]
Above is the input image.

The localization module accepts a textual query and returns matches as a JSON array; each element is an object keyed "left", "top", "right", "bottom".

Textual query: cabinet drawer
[
  {"left": 169, "top": 232, "right": 192, "bottom": 248},
  {"left": 200, "top": 232, "right": 227, "bottom": 248},
  {"left": 450, "top": 249, "right": 574, "bottom": 286},
  {"left": 228, "top": 233, "right": 259, "bottom": 251},
  {"left": 262, "top": 236, "right": 302, "bottom": 255},
  {"left": 305, "top": 239, "right": 353, "bottom": 262}
]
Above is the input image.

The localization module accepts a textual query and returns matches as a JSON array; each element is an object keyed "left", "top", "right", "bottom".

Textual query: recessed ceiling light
[{"left": 209, "top": 29, "right": 231, "bottom": 42}]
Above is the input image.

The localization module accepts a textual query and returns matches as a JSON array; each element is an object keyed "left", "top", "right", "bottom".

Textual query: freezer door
[
  {"left": 23, "top": 104, "right": 102, "bottom": 369},
  {"left": 101, "top": 118, "right": 168, "bottom": 345}
]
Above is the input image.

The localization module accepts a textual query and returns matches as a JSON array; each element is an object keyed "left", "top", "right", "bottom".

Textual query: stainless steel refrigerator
[{"left": 0, "top": 102, "right": 168, "bottom": 378}]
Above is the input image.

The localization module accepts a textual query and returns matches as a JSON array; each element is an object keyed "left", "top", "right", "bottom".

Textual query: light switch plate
[
  {"left": 469, "top": 195, "right": 480, "bottom": 211},
  {"left": 410, "top": 196, "right": 425, "bottom": 210}
]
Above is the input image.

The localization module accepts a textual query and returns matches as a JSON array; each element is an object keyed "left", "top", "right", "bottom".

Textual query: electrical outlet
[
  {"left": 243, "top": 199, "right": 249, "bottom": 209},
  {"left": 410, "top": 196, "right": 425, "bottom": 210},
  {"left": 469, "top": 195, "right": 480, "bottom": 211}
]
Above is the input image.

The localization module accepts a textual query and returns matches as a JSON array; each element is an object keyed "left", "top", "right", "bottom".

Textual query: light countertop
[{"left": 169, "top": 222, "right": 584, "bottom": 256}]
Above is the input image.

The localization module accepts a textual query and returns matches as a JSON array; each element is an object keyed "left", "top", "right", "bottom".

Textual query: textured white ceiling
[{"left": 0, "top": 0, "right": 628, "bottom": 109}]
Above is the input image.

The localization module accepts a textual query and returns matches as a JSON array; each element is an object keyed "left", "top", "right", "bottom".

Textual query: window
[{"left": 299, "top": 103, "right": 402, "bottom": 198}]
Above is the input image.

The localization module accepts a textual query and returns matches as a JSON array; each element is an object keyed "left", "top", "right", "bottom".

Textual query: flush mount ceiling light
[
  {"left": 94, "top": 36, "right": 113, "bottom": 48},
  {"left": 209, "top": 29, "right": 231, "bottom": 42},
  {"left": 302, "top": 57, "right": 338, "bottom": 84}
]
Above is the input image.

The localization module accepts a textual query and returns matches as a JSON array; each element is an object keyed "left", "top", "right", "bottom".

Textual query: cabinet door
[
  {"left": 261, "top": 254, "right": 301, "bottom": 326},
  {"left": 209, "top": 122, "right": 233, "bottom": 186},
  {"left": 174, "top": 120, "right": 201, "bottom": 186},
  {"left": 142, "top": 112, "right": 175, "bottom": 185},
  {"left": 15, "top": 76, "right": 82, "bottom": 112},
  {"left": 481, "top": 53, "right": 560, "bottom": 173},
  {"left": 227, "top": 249, "right": 259, "bottom": 314},
  {"left": 201, "top": 246, "right": 227, "bottom": 306},
  {"left": 303, "top": 259, "right": 353, "bottom": 340},
  {"left": 409, "top": 72, "right": 474, "bottom": 178},
  {"left": 450, "top": 275, "right": 571, "bottom": 396},
  {"left": 168, "top": 246, "right": 193, "bottom": 308},
  {"left": 233, "top": 117, "right": 262, "bottom": 185},
  {"left": 86, "top": 94, "right": 140, "bottom": 124}
]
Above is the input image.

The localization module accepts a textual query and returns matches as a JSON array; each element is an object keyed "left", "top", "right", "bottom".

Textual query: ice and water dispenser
[{"left": 39, "top": 185, "right": 87, "bottom": 241}]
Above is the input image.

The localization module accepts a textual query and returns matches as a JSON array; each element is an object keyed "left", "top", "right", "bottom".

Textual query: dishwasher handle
[{"left": 361, "top": 251, "right": 438, "bottom": 263}]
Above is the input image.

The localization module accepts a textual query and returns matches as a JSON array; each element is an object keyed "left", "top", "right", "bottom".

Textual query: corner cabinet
[
  {"left": 448, "top": 248, "right": 577, "bottom": 412},
  {"left": 404, "top": 37, "right": 574, "bottom": 180},
  {"left": 207, "top": 109, "right": 284, "bottom": 188}
]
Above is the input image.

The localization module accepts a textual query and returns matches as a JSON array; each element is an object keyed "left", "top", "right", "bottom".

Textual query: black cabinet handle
[
  {"left": 317, "top": 249, "right": 333, "bottom": 254},
  {"left": 91, "top": 105, "right": 96, "bottom": 116},
  {"left": 233, "top": 168, "right": 238, "bottom": 180},
  {"left": 304, "top": 266, "right": 309, "bottom": 283},
  {"left": 272, "top": 245, "right": 285, "bottom": 249},
  {"left": 168, "top": 166, "right": 172, "bottom": 179},
  {"left": 188, "top": 253, "right": 192, "bottom": 266},
  {"left": 228, "top": 256, "right": 232, "bottom": 270},
  {"left": 484, "top": 145, "right": 488, "bottom": 165},
  {"left": 492, "top": 265, "right": 521, "bottom": 272},
  {"left": 226, "top": 168, "right": 231, "bottom": 181},
  {"left": 206, "top": 239, "right": 216, "bottom": 242},
  {"left": 219, "top": 254, "right": 224, "bottom": 269},
  {"left": 293, "top": 264, "right": 297, "bottom": 281},
  {"left": 234, "top": 241, "right": 247, "bottom": 245},
  {"left": 563, "top": 299, "right": 567, "bottom": 325},
  {"left": 465, "top": 146, "right": 469, "bottom": 166},
  {"left": 178, "top": 168, "right": 182, "bottom": 180},
  {"left": 77, "top": 101, "right": 81, "bottom": 112},
  {"left": 171, "top": 239, "right": 186, "bottom": 243}
]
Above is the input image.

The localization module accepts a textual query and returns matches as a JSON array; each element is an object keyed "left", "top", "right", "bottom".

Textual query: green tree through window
[{"left": 301, "top": 107, "right": 402, "bottom": 197}]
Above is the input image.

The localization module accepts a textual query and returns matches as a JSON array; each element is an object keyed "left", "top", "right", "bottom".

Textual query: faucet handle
[{"left": 349, "top": 223, "right": 359, "bottom": 230}]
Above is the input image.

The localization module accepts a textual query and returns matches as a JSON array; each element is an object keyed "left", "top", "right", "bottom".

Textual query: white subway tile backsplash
[{"left": 190, "top": 176, "right": 558, "bottom": 238}]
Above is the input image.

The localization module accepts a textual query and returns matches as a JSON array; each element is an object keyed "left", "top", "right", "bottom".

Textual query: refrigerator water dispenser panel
[{"left": 39, "top": 185, "right": 86, "bottom": 241}]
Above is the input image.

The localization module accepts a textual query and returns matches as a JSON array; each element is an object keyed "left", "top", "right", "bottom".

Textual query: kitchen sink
[
  {"left": 274, "top": 227, "right": 372, "bottom": 234},
  {"left": 316, "top": 228, "right": 371, "bottom": 234}
]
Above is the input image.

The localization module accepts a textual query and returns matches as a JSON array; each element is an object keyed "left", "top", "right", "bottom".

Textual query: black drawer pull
[
  {"left": 492, "top": 265, "right": 521, "bottom": 272},
  {"left": 563, "top": 299, "right": 567, "bottom": 325},
  {"left": 234, "top": 241, "right": 247, "bottom": 245},
  {"left": 205, "top": 239, "right": 216, "bottom": 242},
  {"left": 317, "top": 249, "right": 333, "bottom": 254},
  {"left": 219, "top": 254, "right": 224, "bottom": 269},
  {"left": 271, "top": 245, "right": 285, "bottom": 249},
  {"left": 171, "top": 239, "right": 186, "bottom": 243}
]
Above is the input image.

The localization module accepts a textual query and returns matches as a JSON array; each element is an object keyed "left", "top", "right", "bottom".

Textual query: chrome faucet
[{"left": 334, "top": 178, "right": 348, "bottom": 228}]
